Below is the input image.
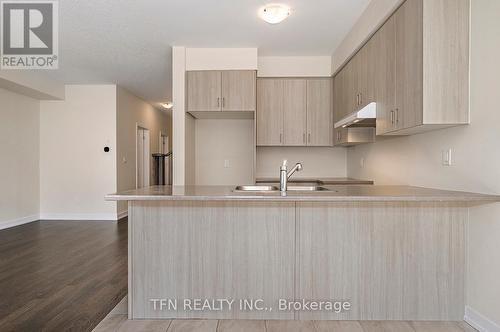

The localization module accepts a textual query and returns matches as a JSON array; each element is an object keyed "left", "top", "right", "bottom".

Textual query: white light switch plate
[
  {"left": 224, "top": 159, "right": 230, "bottom": 168},
  {"left": 442, "top": 149, "right": 453, "bottom": 166}
]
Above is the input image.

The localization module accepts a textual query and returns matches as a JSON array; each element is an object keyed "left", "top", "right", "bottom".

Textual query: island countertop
[{"left": 106, "top": 185, "right": 500, "bottom": 203}]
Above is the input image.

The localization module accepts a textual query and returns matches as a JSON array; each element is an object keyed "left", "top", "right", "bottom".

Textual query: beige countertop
[
  {"left": 255, "top": 177, "right": 374, "bottom": 185},
  {"left": 105, "top": 185, "right": 500, "bottom": 203}
]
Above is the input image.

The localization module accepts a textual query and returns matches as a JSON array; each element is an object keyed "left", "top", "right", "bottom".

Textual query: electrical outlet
[
  {"left": 442, "top": 149, "right": 453, "bottom": 166},
  {"left": 224, "top": 159, "right": 230, "bottom": 168}
]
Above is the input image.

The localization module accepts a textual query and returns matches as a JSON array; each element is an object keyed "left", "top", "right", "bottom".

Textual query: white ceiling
[{"left": 43, "top": 0, "right": 370, "bottom": 105}]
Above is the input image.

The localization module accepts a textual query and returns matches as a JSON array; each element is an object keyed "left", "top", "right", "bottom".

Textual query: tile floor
[{"left": 93, "top": 297, "right": 478, "bottom": 332}]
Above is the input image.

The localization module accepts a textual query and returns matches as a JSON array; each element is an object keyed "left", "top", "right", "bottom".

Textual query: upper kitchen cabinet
[
  {"left": 283, "top": 80, "right": 307, "bottom": 146},
  {"left": 186, "top": 70, "right": 256, "bottom": 114},
  {"left": 186, "top": 71, "right": 221, "bottom": 112},
  {"left": 257, "top": 78, "right": 333, "bottom": 147},
  {"left": 307, "top": 79, "right": 332, "bottom": 146},
  {"left": 334, "top": 0, "right": 470, "bottom": 136},
  {"left": 221, "top": 71, "right": 256, "bottom": 111},
  {"left": 257, "top": 79, "right": 284, "bottom": 146}
]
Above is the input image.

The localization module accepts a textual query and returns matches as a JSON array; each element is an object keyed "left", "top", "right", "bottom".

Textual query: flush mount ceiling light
[
  {"left": 161, "top": 102, "right": 173, "bottom": 109},
  {"left": 259, "top": 4, "right": 291, "bottom": 24}
]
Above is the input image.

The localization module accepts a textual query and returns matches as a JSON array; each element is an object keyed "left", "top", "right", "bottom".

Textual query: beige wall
[
  {"left": 0, "top": 89, "right": 40, "bottom": 229},
  {"left": 195, "top": 119, "right": 254, "bottom": 185},
  {"left": 40, "top": 85, "right": 118, "bottom": 220},
  {"left": 346, "top": 0, "right": 500, "bottom": 325},
  {"left": 257, "top": 147, "right": 347, "bottom": 179},
  {"left": 116, "top": 87, "right": 171, "bottom": 214}
]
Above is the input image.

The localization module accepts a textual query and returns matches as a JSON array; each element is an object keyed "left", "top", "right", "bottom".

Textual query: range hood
[{"left": 334, "top": 102, "right": 376, "bottom": 128}]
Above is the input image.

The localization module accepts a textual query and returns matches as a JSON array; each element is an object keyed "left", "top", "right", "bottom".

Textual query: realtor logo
[{"left": 1, "top": 0, "right": 58, "bottom": 69}]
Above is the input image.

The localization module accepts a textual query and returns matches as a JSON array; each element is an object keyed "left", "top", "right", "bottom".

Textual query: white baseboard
[
  {"left": 117, "top": 210, "right": 128, "bottom": 220},
  {"left": 39, "top": 213, "right": 119, "bottom": 221},
  {"left": 465, "top": 306, "right": 500, "bottom": 332},
  {"left": 0, "top": 214, "right": 39, "bottom": 230}
]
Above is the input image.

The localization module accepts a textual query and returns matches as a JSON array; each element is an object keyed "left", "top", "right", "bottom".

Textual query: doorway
[{"left": 136, "top": 126, "right": 150, "bottom": 188}]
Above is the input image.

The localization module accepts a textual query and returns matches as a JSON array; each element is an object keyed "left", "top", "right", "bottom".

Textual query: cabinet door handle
[
  {"left": 395, "top": 108, "right": 399, "bottom": 124},
  {"left": 280, "top": 133, "right": 283, "bottom": 144},
  {"left": 217, "top": 97, "right": 220, "bottom": 108},
  {"left": 308, "top": 133, "right": 311, "bottom": 143},
  {"left": 390, "top": 110, "right": 394, "bottom": 124},
  {"left": 303, "top": 133, "right": 305, "bottom": 143},
  {"left": 222, "top": 97, "right": 225, "bottom": 109},
  {"left": 359, "top": 93, "right": 362, "bottom": 106}
]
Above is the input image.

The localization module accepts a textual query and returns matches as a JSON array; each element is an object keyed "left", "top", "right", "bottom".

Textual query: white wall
[
  {"left": 186, "top": 48, "right": 258, "bottom": 71},
  {"left": 116, "top": 87, "right": 171, "bottom": 215},
  {"left": 195, "top": 119, "right": 254, "bottom": 185},
  {"left": 40, "top": 85, "right": 118, "bottom": 220},
  {"left": 0, "top": 89, "right": 40, "bottom": 229},
  {"left": 185, "top": 113, "right": 196, "bottom": 185},
  {"left": 346, "top": 0, "right": 500, "bottom": 326},
  {"left": 172, "top": 46, "right": 187, "bottom": 186},
  {"left": 258, "top": 56, "right": 332, "bottom": 77},
  {"left": 257, "top": 147, "right": 346, "bottom": 179}
]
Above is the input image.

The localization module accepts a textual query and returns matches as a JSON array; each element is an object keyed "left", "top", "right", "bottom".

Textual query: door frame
[{"left": 136, "top": 124, "right": 150, "bottom": 189}]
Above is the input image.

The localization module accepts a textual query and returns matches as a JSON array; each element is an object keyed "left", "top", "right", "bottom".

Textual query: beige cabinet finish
[
  {"left": 129, "top": 200, "right": 296, "bottom": 320},
  {"left": 283, "top": 80, "right": 307, "bottom": 146},
  {"left": 257, "top": 79, "right": 284, "bottom": 146},
  {"left": 307, "top": 79, "right": 332, "bottom": 146},
  {"left": 257, "top": 78, "right": 333, "bottom": 147},
  {"left": 297, "top": 202, "right": 465, "bottom": 320},
  {"left": 186, "top": 71, "right": 222, "bottom": 112},
  {"left": 333, "top": 0, "right": 470, "bottom": 136},
  {"left": 187, "top": 70, "right": 256, "bottom": 113},
  {"left": 221, "top": 71, "right": 256, "bottom": 111},
  {"left": 372, "top": 15, "right": 397, "bottom": 135}
]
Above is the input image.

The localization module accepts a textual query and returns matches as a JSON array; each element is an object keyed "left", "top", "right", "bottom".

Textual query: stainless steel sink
[
  {"left": 234, "top": 185, "right": 331, "bottom": 192},
  {"left": 234, "top": 185, "right": 279, "bottom": 192}
]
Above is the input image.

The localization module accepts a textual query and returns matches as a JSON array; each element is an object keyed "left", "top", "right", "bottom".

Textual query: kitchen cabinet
[
  {"left": 257, "top": 79, "right": 284, "bottom": 146},
  {"left": 283, "top": 80, "right": 307, "bottom": 146},
  {"left": 257, "top": 78, "right": 333, "bottom": 147},
  {"left": 186, "top": 70, "right": 256, "bottom": 113},
  {"left": 333, "top": 0, "right": 469, "bottom": 136},
  {"left": 333, "top": 127, "right": 375, "bottom": 147},
  {"left": 307, "top": 79, "right": 332, "bottom": 146},
  {"left": 186, "top": 71, "right": 221, "bottom": 112}
]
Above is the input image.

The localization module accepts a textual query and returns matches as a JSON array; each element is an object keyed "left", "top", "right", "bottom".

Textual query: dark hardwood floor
[{"left": 0, "top": 219, "right": 128, "bottom": 332}]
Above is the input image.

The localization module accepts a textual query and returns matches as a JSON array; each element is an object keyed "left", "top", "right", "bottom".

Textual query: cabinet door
[
  {"left": 257, "top": 79, "right": 284, "bottom": 146},
  {"left": 355, "top": 46, "right": 371, "bottom": 109},
  {"left": 283, "top": 80, "right": 307, "bottom": 146},
  {"left": 333, "top": 127, "right": 347, "bottom": 146},
  {"left": 394, "top": 0, "right": 423, "bottom": 130},
  {"left": 333, "top": 69, "right": 345, "bottom": 124},
  {"left": 186, "top": 71, "right": 222, "bottom": 112},
  {"left": 307, "top": 79, "right": 332, "bottom": 146},
  {"left": 221, "top": 70, "right": 256, "bottom": 111},
  {"left": 373, "top": 14, "right": 397, "bottom": 135},
  {"left": 344, "top": 60, "right": 358, "bottom": 118}
]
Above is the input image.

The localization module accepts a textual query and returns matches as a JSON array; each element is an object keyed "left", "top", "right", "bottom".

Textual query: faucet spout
[{"left": 279, "top": 161, "right": 303, "bottom": 192}]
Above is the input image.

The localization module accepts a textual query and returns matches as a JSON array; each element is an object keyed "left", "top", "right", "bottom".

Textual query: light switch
[{"left": 224, "top": 159, "right": 230, "bottom": 168}]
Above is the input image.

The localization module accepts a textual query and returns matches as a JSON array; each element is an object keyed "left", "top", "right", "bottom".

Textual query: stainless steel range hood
[{"left": 334, "top": 102, "right": 376, "bottom": 128}]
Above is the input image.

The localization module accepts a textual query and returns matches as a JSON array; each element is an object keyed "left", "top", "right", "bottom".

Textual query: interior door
[
  {"left": 283, "top": 79, "right": 307, "bottom": 146},
  {"left": 307, "top": 79, "right": 332, "bottom": 146},
  {"left": 186, "top": 71, "right": 222, "bottom": 112}
]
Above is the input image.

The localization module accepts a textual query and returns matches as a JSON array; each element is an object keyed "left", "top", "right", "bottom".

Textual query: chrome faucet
[{"left": 280, "top": 160, "right": 303, "bottom": 192}]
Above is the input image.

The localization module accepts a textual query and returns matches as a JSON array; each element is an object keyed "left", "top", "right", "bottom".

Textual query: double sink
[{"left": 234, "top": 185, "right": 331, "bottom": 192}]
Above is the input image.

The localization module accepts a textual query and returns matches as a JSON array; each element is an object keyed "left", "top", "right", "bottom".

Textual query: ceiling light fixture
[
  {"left": 259, "top": 4, "right": 291, "bottom": 24},
  {"left": 161, "top": 102, "right": 173, "bottom": 109}
]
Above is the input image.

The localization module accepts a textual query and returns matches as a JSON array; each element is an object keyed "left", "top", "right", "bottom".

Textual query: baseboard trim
[
  {"left": 39, "top": 213, "right": 119, "bottom": 221},
  {"left": 465, "top": 306, "right": 500, "bottom": 332},
  {"left": 117, "top": 210, "right": 128, "bottom": 220},
  {"left": 0, "top": 214, "right": 39, "bottom": 230}
]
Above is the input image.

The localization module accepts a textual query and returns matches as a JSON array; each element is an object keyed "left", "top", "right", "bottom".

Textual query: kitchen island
[{"left": 106, "top": 185, "right": 499, "bottom": 321}]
